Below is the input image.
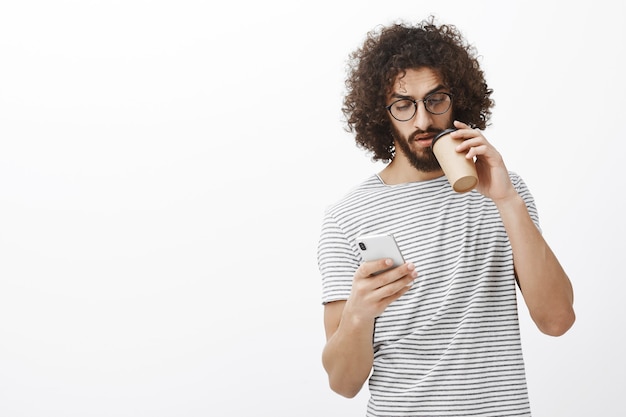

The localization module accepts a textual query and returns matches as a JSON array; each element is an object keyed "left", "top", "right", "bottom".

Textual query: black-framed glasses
[{"left": 385, "top": 92, "right": 453, "bottom": 122}]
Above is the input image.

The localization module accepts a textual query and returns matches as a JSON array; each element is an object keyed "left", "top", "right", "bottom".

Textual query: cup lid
[{"left": 431, "top": 128, "right": 458, "bottom": 148}]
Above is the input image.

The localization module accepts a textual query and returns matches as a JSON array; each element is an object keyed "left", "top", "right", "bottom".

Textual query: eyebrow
[{"left": 390, "top": 84, "right": 447, "bottom": 100}]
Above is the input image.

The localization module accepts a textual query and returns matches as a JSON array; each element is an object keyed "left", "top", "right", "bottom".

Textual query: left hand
[{"left": 451, "top": 120, "right": 517, "bottom": 202}]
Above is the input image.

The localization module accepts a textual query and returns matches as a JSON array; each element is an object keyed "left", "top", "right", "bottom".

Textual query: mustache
[{"left": 409, "top": 128, "right": 442, "bottom": 142}]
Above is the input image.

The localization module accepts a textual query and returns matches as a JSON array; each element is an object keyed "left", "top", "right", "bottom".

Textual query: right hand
[{"left": 344, "top": 259, "right": 418, "bottom": 321}]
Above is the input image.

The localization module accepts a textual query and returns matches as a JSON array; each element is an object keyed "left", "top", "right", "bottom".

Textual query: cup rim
[{"left": 431, "top": 128, "right": 458, "bottom": 149}]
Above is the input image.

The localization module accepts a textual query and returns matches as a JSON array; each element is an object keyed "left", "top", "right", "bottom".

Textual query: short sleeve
[
  {"left": 510, "top": 171, "right": 542, "bottom": 233},
  {"left": 317, "top": 211, "right": 359, "bottom": 304}
]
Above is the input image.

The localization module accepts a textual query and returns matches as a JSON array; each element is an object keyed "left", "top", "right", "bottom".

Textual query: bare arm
[
  {"left": 494, "top": 195, "right": 575, "bottom": 335},
  {"left": 322, "top": 259, "right": 417, "bottom": 397},
  {"left": 453, "top": 120, "right": 575, "bottom": 336},
  {"left": 322, "top": 300, "right": 374, "bottom": 398}
]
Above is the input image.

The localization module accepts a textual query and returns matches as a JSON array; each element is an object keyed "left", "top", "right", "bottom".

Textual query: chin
[{"left": 409, "top": 154, "right": 441, "bottom": 172}]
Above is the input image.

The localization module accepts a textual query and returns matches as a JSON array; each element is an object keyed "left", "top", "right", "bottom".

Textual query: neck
[{"left": 378, "top": 156, "right": 444, "bottom": 185}]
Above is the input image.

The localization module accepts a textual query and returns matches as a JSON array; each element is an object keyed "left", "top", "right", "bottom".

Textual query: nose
[{"left": 412, "top": 101, "right": 433, "bottom": 131}]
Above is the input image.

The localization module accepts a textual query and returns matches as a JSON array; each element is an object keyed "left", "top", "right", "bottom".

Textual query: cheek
[
  {"left": 433, "top": 113, "right": 454, "bottom": 129},
  {"left": 390, "top": 121, "right": 411, "bottom": 139}
]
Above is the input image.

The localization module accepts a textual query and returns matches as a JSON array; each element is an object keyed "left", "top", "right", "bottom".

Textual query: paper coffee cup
[{"left": 431, "top": 128, "right": 478, "bottom": 193}]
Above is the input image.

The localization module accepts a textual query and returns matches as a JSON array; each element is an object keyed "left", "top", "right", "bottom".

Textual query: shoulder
[
  {"left": 508, "top": 171, "right": 534, "bottom": 200},
  {"left": 508, "top": 171, "right": 525, "bottom": 189},
  {"left": 323, "top": 175, "right": 383, "bottom": 216},
  {"left": 508, "top": 171, "right": 541, "bottom": 227}
]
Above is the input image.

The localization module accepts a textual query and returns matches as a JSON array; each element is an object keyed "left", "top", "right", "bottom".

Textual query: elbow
[
  {"left": 328, "top": 376, "right": 365, "bottom": 398},
  {"left": 322, "top": 352, "right": 369, "bottom": 398},
  {"left": 536, "top": 308, "right": 576, "bottom": 337},
  {"left": 331, "top": 385, "right": 361, "bottom": 399}
]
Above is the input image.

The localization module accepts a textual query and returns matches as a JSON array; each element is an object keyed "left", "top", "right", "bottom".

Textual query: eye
[
  {"left": 426, "top": 95, "right": 445, "bottom": 106},
  {"left": 393, "top": 100, "right": 413, "bottom": 111}
]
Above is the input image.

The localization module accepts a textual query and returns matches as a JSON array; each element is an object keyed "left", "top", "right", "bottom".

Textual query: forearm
[
  {"left": 495, "top": 194, "right": 575, "bottom": 335},
  {"left": 322, "top": 314, "right": 375, "bottom": 398}
]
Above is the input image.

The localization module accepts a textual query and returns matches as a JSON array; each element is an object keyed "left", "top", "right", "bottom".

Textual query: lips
[{"left": 412, "top": 133, "right": 435, "bottom": 147}]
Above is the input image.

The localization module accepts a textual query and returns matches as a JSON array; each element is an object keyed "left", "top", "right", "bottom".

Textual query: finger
[
  {"left": 375, "top": 273, "right": 416, "bottom": 300},
  {"left": 374, "top": 264, "right": 417, "bottom": 290},
  {"left": 462, "top": 144, "right": 487, "bottom": 159},
  {"left": 453, "top": 120, "right": 474, "bottom": 131},
  {"left": 357, "top": 258, "right": 395, "bottom": 278}
]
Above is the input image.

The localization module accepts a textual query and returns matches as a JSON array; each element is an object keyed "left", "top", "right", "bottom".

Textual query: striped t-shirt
[{"left": 317, "top": 173, "right": 538, "bottom": 417}]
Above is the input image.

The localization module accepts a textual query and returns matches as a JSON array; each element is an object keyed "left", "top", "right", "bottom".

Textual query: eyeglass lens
[{"left": 389, "top": 93, "right": 451, "bottom": 121}]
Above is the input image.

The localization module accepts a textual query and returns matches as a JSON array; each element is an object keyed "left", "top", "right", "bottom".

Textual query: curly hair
[{"left": 342, "top": 17, "right": 494, "bottom": 162}]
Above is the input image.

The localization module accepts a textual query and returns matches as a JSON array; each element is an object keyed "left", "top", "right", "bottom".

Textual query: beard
[{"left": 391, "top": 124, "right": 442, "bottom": 173}]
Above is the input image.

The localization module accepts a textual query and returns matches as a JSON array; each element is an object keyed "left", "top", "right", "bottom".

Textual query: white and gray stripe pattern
[{"left": 318, "top": 173, "right": 538, "bottom": 416}]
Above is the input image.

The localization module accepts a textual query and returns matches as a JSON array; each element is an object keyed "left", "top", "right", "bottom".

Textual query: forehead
[{"left": 390, "top": 67, "right": 443, "bottom": 97}]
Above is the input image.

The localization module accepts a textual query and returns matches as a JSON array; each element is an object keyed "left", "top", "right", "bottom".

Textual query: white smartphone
[{"left": 356, "top": 233, "right": 405, "bottom": 274}]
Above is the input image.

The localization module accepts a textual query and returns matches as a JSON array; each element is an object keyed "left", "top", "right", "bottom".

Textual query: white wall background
[{"left": 1, "top": 1, "right": 624, "bottom": 416}]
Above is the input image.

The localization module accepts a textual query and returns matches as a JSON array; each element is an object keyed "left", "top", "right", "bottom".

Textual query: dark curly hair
[{"left": 342, "top": 17, "right": 494, "bottom": 162}]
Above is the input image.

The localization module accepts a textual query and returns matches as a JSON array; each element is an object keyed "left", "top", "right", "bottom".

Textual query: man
[{"left": 317, "top": 17, "right": 575, "bottom": 417}]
